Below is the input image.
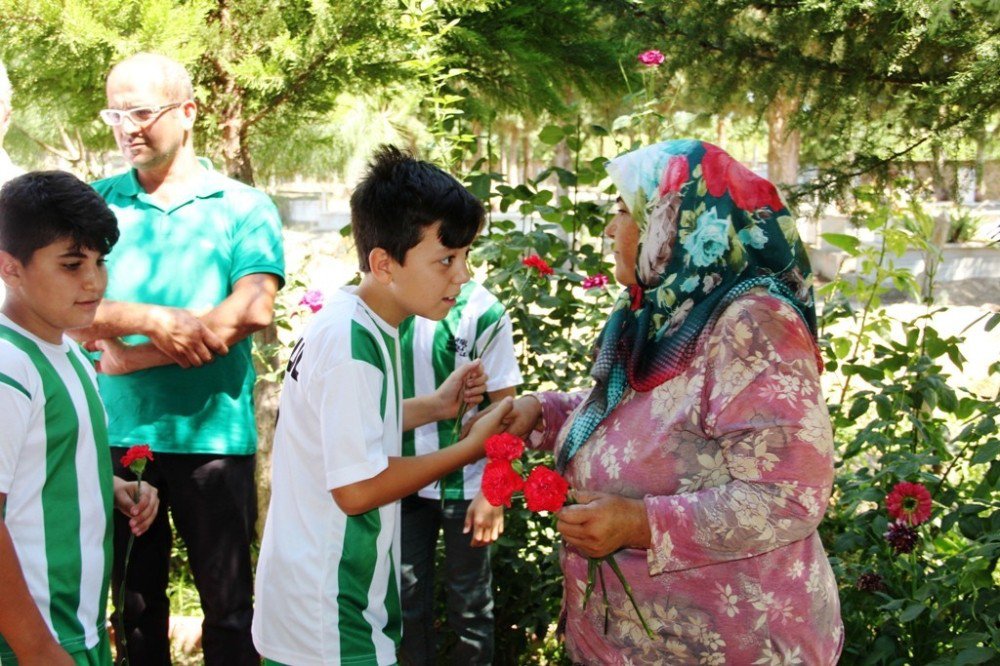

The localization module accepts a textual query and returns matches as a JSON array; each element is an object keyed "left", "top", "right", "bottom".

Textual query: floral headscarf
[{"left": 557, "top": 139, "right": 818, "bottom": 471}]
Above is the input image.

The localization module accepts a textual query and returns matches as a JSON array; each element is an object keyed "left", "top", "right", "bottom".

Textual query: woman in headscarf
[{"left": 501, "top": 140, "right": 843, "bottom": 664}]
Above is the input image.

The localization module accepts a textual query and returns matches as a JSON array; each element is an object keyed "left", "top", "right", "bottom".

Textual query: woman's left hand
[{"left": 556, "top": 490, "right": 651, "bottom": 559}]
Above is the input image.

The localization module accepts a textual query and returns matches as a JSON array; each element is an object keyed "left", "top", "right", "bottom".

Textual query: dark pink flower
[
  {"left": 637, "top": 50, "right": 665, "bottom": 67},
  {"left": 299, "top": 289, "right": 324, "bottom": 313},
  {"left": 884, "top": 520, "right": 920, "bottom": 554},
  {"left": 523, "top": 466, "right": 570, "bottom": 513},
  {"left": 701, "top": 143, "right": 785, "bottom": 212},
  {"left": 855, "top": 572, "right": 886, "bottom": 593},
  {"left": 522, "top": 255, "right": 554, "bottom": 276},
  {"left": 582, "top": 274, "right": 609, "bottom": 290},
  {"left": 886, "top": 481, "right": 932, "bottom": 526}
]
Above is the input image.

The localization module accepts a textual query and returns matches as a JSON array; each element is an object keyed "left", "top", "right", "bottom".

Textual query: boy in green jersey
[
  {"left": 253, "top": 146, "right": 513, "bottom": 665},
  {"left": 0, "top": 171, "right": 159, "bottom": 665}
]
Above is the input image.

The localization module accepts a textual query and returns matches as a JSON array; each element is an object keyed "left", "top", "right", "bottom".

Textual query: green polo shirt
[{"left": 91, "top": 164, "right": 285, "bottom": 456}]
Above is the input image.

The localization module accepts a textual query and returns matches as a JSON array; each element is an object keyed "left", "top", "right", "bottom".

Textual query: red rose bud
[
  {"left": 523, "top": 465, "right": 570, "bottom": 513},
  {"left": 521, "top": 254, "right": 554, "bottom": 276},
  {"left": 485, "top": 433, "right": 525, "bottom": 462},
  {"left": 120, "top": 444, "right": 154, "bottom": 473},
  {"left": 481, "top": 460, "right": 524, "bottom": 508}
]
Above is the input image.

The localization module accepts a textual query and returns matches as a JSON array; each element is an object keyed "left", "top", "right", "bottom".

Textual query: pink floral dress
[{"left": 535, "top": 292, "right": 844, "bottom": 665}]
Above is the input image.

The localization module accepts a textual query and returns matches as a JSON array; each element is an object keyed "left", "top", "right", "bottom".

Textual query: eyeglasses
[{"left": 99, "top": 102, "right": 184, "bottom": 127}]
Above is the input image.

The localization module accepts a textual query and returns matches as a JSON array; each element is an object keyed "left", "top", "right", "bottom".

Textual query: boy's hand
[
  {"left": 17, "top": 640, "right": 76, "bottom": 666},
  {"left": 462, "top": 395, "right": 542, "bottom": 439},
  {"left": 18, "top": 641, "right": 74, "bottom": 665},
  {"left": 464, "top": 492, "right": 504, "bottom": 547},
  {"left": 433, "top": 359, "right": 488, "bottom": 421},
  {"left": 467, "top": 396, "right": 513, "bottom": 443},
  {"left": 113, "top": 477, "right": 160, "bottom": 536}
]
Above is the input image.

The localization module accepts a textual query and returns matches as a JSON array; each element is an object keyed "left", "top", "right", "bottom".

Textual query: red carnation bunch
[
  {"left": 480, "top": 433, "right": 569, "bottom": 513},
  {"left": 885, "top": 481, "right": 932, "bottom": 526},
  {"left": 522, "top": 254, "right": 554, "bottom": 276}
]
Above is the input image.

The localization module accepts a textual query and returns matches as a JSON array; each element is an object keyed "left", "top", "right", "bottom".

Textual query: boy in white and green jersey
[
  {"left": 0, "top": 171, "right": 159, "bottom": 665},
  {"left": 253, "top": 146, "right": 513, "bottom": 666},
  {"left": 398, "top": 279, "right": 521, "bottom": 664}
]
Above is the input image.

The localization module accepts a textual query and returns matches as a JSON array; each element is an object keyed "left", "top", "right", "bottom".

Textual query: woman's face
[{"left": 605, "top": 199, "right": 640, "bottom": 286}]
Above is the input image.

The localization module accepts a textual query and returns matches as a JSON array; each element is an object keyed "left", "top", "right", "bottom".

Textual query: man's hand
[
  {"left": 556, "top": 490, "right": 651, "bottom": 559},
  {"left": 432, "top": 359, "right": 487, "bottom": 422},
  {"left": 145, "top": 306, "right": 228, "bottom": 368},
  {"left": 85, "top": 338, "right": 131, "bottom": 375},
  {"left": 113, "top": 477, "right": 160, "bottom": 536},
  {"left": 465, "top": 492, "right": 504, "bottom": 547}
]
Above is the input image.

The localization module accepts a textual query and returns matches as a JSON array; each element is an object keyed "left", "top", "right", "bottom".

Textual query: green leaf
[
  {"left": 971, "top": 440, "right": 1000, "bottom": 466},
  {"left": 954, "top": 647, "right": 998, "bottom": 665},
  {"left": 822, "top": 233, "right": 861, "bottom": 255},
  {"left": 899, "top": 602, "right": 926, "bottom": 622},
  {"left": 538, "top": 125, "right": 565, "bottom": 145}
]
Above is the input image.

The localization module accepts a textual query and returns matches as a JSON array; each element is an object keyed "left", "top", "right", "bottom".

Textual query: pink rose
[
  {"left": 299, "top": 289, "right": 325, "bottom": 313},
  {"left": 637, "top": 50, "right": 665, "bottom": 67}
]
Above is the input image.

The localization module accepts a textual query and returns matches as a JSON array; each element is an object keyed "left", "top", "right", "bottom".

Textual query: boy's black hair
[
  {"left": 0, "top": 170, "right": 119, "bottom": 263},
  {"left": 350, "top": 145, "right": 484, "bottom": 271}
]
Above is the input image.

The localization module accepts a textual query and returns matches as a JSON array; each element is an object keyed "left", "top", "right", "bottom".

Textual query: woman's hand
[
  {"left": 463, "top": 395, "right": 543, "bottom": 439},
  {"left": 464, "top": 492, "right": 504, "bottom": 547},
  {"left": 113, "top": 477, "right": 160, "bottom": 536},
  {"left": 556, "top": 490, "right": 651, "bottom": 559}
]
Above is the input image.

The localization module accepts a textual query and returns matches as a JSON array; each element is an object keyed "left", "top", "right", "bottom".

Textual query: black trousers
[{"left": 111, "top": 450, "right": 259, "bottom": 666}]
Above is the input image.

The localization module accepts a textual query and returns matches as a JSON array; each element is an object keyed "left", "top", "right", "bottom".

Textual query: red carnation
[
  {"left": 886, "top": 481, "right": 932, "bottom": 526},
  {"left": 481, "top": 460, "right": 524, "bottom": 508},
  {"left": 659, "top": 155, "right": 690, "bottom": 196},
  {"left": 700, "top": 143, "right": 785, "bottom": 212},
  {"left": 522, "top": 254, "right": 554, "bottom": 276},
  {"left": 523, "top": 465, "right": 570, "bottom": 513},
  {"left": 485, "top": 433, "right": 525, "bottom": 462},
  {"left": 120, "top": 444, "right": 154, "bottom": 473}
]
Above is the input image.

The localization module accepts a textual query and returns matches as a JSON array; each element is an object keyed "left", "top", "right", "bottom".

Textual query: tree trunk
[
  {"left": 929, "top": 140, "right": 952, "bottom": 202},
  {"left": 973, "top": 125, "right": 987, "bottom": 202},
  {"left": 766, "top": 94, "right": 801, "bottom": 186},
  {"left": 252, "top": 325, "right": 281, "bottom": 538}
]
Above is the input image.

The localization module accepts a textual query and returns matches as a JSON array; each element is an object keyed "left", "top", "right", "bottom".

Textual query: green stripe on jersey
[
  {"left": 0, "top": 370, "right": 31, "bottom": 399},
  {"left": 432, "top": 287, "right": 471, "bottom": 498},
  {"left": 397, "top": 317, "right": 416, "bottom": 457},
  {"left": 0, "top": 326, "right": 87, "bottom": 644},
  {"left": 65, "top": 350, "right": 114, "bottom": 626},
  {"left": 337, "top": 510, "right": 382, "bottom": 661},
  {"left": 350, "top": 320, "right": 387, "bottom": 420}
]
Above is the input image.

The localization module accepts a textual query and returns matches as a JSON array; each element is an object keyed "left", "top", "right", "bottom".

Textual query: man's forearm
[{"left": 69, "top": 300, "right": 156, "bottom": 342}]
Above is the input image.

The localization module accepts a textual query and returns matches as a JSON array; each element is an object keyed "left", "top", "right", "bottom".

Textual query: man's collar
[{"left": 112, "top": 156, "right": 227, "bottom": 202}]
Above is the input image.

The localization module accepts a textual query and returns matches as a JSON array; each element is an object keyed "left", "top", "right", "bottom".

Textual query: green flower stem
[
  {"left": 115, "top": 474, "right": 142, "bottom": 666},
  {"left": 580, "top": 553, "right": 655, "bottom": 640}
]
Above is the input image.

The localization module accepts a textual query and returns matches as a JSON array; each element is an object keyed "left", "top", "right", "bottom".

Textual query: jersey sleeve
[
  {"left": 315, "top": 359, "right": 391, "bottom": 491},
  {"left": 0, "top": 368, "right": 34, "bottom": 493},
  {"left": 229, "top": 192, "right": 286, "bottom": 288}
]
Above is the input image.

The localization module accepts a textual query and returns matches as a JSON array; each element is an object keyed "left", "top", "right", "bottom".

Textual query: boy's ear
[
  {"left": 0, "top": 250, "right": 23, "bottom": 288},
  {"left": 368, "top": 247, "right": 395, "bottom": 285}
]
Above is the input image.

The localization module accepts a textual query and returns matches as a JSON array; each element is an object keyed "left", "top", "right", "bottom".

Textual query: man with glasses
[{"left": 72, "top": 52, "right": 284, "bottom": 665}]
